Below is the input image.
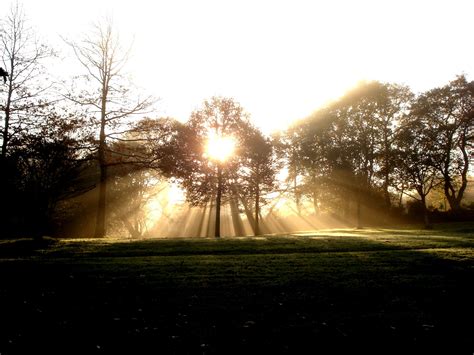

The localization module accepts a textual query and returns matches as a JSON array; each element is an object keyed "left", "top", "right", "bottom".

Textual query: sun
[{"left": 205, "top": 133, "right": 236, "bottom": 162}]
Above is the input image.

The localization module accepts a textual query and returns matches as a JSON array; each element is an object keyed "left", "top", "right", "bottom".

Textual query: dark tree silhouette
[
  {"left": 1, "top": 2, "right": 53, "bottom": 158},
  {"left": 7, "top": 110, "right": 92, "bottom": 239},
  {"left": 411, "top": 75, "right": 474, "bottom": 212},
  {"left": 239, "top": 127, "right": 279, "bottom": 235},
  {"left": 0, "top": 67, "right": 7, "bottom": 83},
  {"left": 173, "top": 96, "right": 254, "bottom": 238},
  {"left": 283, "top": 81, "right": 414, "bottom": 226},
  {"left": 394, "top": 113, "right": 439, "bottom": 228}
]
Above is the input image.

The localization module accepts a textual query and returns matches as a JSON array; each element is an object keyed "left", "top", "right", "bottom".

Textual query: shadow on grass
[
  {"left": 0, "top": 223, "right": 467, "bottom": 261},
  {"left": 0, "top": 237, "right": 58, "bottom": 258},
  {"left": 0, "top": 225, "right": 473, "bottom": 354}
]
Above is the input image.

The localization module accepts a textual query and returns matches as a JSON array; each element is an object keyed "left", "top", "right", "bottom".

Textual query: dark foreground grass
[{"left": 0, "top": 224, "right": 473, "bottom": 354}]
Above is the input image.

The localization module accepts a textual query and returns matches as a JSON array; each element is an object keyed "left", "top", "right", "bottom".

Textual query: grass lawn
[{"left": 0, "top": 223, "right": 473, "bottom": 354}]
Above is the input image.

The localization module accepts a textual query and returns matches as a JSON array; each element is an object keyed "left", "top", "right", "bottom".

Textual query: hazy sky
[{"left": 17, "top": 0, "right": 474, "bottom": 133}]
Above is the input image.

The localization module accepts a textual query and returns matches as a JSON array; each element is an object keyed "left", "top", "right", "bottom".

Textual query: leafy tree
[
  {"left": 238, "top": 127, "right": 279, "bottom": 235},
  {"left": 107, "top": 166, "right": 155, "bottom": 238},
  {"left": 394, "top": 113, "right": 439, "bottom": 228},
  {"left": 275, "top": 125, "right": 305, "bottom": 215},
  {"left": 105, "top": 117, "right": 184, "bottom": 238},
  {"left": 411, "top": 75, "right": 474, "bottom": 211},
  {"left": 128, "top": 117, "right": 186, "bottom": 175},
  {"left": 285, "top": 108, "right": 345, "bottom": 216},
  {"left": 8, "top": 109, "right": 92, "bottom": 238},
  {"left": 372, "top": 84, "right": 414, "bottom": 207},
  {"left": 175, "top": 96, "right": 253, "bottom": 237},
  {"left": 286, "top": 81, "right": 413, "bottom": 226}
]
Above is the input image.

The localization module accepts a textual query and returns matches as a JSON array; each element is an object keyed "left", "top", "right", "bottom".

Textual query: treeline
[
  {"left": 281, "top": 78, "right": 474, "bottom": 228},
  {"left": 1, "top": 5, "right": 473, "bottom": 238}
]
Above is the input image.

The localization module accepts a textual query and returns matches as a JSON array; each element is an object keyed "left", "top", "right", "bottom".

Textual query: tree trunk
[
  {"left": 94, "top": 161, "right": 107, "bottom": 238},
  {"left": 123, "top": 218, "right": 140, "bottom": 239},
  {"left": 229, "top": 198, "right": 245, "bottom": 236},
  {"left": 292, "top": 157, "right": 301, "bottom": 215},
  {"left": 196, "top": 202, "right": 208, "bottom": 237},
  {"left": 441, "top": 133, "right": 459, "bottom": 211},
  {"left": 1, "top": 64, "right": 13, "bottom": 158},
  {"left": 445, "top": 186, "right": 466, "bottom": 212},
  {"left": 254, "top": 184, "right": 260, "bottom": 236},
  {"left": 355, "top": 181, "right": 363, "bottom": 229},
  {"left": 421, "top": 195, "right": 432, "bottom": 229},
  {"left": 94, "top": 94, "right": 107, "bottom": 238},
  {"left": 383, "top": 172, "right": 391, "bottom": 208},
  {"left": 294, "top": 174, "right": 301, "bottom": 215},
  {"left": 1, "top": 107, "right": 10, "bottom": 158},
  {"left": 206, "top": 198, "right": 215, "bottom": 237},
  {"left": 356, "top": 193, "right": 362, "bottom": 229},
  {"left": 239, "top": 195, "right": 256, "bottom": 233},
  {"left": 444, "top": 137, "right": 470, "bottom": 212},
  {"left": 398, "top": 187, "right": 404, "bottom": 209},
  {"left": 214, "top": 164, "right": 222, "bottom": 238},
  {"left": 382, "top": 131, "right": 392, "bottom": 209}
]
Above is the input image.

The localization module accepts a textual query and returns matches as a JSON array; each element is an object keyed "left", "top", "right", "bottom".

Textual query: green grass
[{"left": 1, "top": 223, "right": 473, "bottom": 354}]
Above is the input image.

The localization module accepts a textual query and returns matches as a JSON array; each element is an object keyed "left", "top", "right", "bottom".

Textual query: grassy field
[{"left": 0, "top": 224, "right": 473, "bottom": 354}]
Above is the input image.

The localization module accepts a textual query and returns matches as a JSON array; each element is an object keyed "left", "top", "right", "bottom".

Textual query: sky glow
[
  {"left": 18, "top": 0, "right": 474, "bottom": 133},
  {"left": 205, "top": 134, "right": 236, "bottom": 162}
]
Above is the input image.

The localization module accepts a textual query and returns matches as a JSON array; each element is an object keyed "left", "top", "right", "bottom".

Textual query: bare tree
[
  {"left": 65, "top": 19, "right": 154, "bottom": 238},
  {"left": 0, "top": 1, "right": 53, "bottom": 158}
]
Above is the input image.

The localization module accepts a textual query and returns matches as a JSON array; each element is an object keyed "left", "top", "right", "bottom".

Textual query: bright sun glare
[{"left": 205, "top": 134, "right": 236, "bottom": 162}]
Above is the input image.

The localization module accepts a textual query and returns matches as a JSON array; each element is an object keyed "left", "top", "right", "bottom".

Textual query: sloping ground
[{"left": 0, "top": 224, "right": 473, "bottom": 354}]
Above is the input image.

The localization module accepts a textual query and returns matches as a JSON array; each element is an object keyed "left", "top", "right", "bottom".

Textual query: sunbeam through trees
[
  {"left": 0, "top": 2, "right": 473, "bottom": 239},
  {"left": 1, "top": 2, "right": 474, "bottom": 354}
]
